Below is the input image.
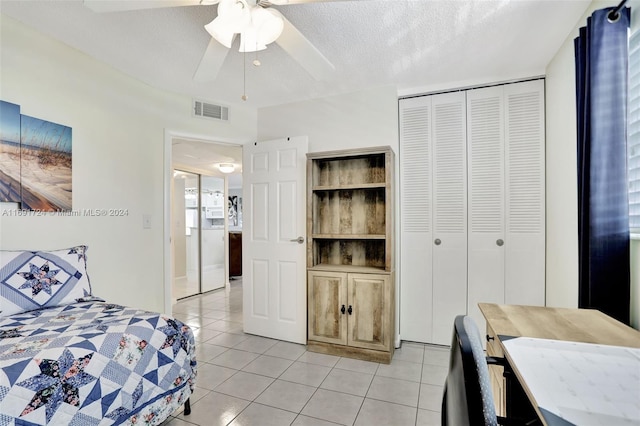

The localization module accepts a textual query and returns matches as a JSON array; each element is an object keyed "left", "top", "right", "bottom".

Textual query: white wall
[
  {"left": 258, "top": 86, "right": 399, "bottom": 154},
  {"left": 545, "top": 0, "right": 640, "bottom": 327},
  {"left": 0, "top": 15, "right": 257, "bottom": 313}
]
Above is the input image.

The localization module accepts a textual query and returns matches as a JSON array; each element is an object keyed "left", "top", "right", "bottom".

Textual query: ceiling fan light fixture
[
  {"left": 216, "top": 0, "right": 251, "bottom": 32},
  {"left": 252, "top": 7, "right": 284, "bottom": 45},
  {"left": 218, "top": 163, "right": 236, "bottom": 173},
  {"left": 238, "top": 7, "right": 283, "bottom": 52},
  {"left": 205, "top": 18, "right": 237, "bottom": 48},
  {"left": 205, "top": 0, "right": 284, "bottom": 53}
]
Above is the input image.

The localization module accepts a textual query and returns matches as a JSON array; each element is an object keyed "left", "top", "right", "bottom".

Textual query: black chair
[
  {"left": 441, "top": 315, "right": 498, "bottom": 426},
  {"left": 441, "top": 315, "right": 540, "bottom": 426}
]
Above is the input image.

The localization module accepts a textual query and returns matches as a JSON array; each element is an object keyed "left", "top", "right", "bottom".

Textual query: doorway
[{"left": 167, "top": 134, "right": 243, "bottom": 305}]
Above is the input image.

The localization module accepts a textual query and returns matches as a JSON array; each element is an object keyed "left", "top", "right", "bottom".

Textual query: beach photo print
[{"left": 0, "top": 100, "right": 72, "bottom": 211}]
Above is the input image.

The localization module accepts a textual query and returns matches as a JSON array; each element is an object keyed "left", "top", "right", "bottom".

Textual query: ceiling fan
[{"left": 83, "top": 0, "right": 336, "bottom": 82}]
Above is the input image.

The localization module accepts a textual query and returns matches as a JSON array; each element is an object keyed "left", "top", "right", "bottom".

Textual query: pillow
[{"left": 0, "top": 245, "right": 92, "bottom": 317}]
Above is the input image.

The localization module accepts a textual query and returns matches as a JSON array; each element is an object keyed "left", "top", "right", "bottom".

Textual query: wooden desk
[{"left": 479, "top": 303, "right": 640, "bottom": 424}]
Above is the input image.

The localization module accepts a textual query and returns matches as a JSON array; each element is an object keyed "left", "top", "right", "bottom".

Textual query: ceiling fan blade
[
  {"left": 83, "top": 0, "right": 210, "bottom": 13},
  {"left": 193, "top": 37, "right": 234, "bottom": 82},
  {"left": 275, "top": 15, "right": 335, "bottom": 80},
  {"left": 268, "top": 0, "right": 344, "bottom": 4}
]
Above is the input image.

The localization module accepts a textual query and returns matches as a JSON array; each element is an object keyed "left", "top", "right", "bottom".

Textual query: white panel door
[
  {"left": 399, "top": 96, "right": 433, "bottom": 343},
  {"left": 504, "top": 80, "right": 546, "bottom": 306},
  {"left": 467, "top": 86, "right": 505, "bottom": 330},
  {"left": 243, "top": 136, "right": 308, "bottom": 343},
  {"left": 431, "top": 91, "right": 468, "bottom": 345}
]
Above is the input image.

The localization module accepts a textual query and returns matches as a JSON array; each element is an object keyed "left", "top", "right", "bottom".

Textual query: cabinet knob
[
  {"left": 486, "top": 334, "right": 495, "bottom": 342},
  {"left": 434, "top": 238, "right": 441, "bottom": 246},
  {"left": 341, "top": 304, "right": 346, "bottom": 315},
  {"left": 496, "top": 239, "right": 504, "bottom": 247},
  {"left": 348, "top": 305, "right": 353, "bottom": 315}
]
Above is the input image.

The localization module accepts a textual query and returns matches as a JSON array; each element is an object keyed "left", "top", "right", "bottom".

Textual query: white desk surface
[{"left": 502, "top": 337, "right": 640, "bottom": 426}]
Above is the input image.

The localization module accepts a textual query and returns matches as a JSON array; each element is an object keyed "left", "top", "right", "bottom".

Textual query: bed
[{"left": 0, "top": 246, "right": 196, "bottom": 425}]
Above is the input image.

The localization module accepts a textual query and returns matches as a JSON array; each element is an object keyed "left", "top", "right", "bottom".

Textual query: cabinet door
[
  {"left": 399, "top": 96, "right": 434, "bottom": 343},
  {"left": 431, "top": 91, "right": 468, "bottom": 345},
  {"left": 308, "top": 271, "right": 347, "bottom": 345},
  {"left": 504, "top": 80, "right": 545, "bottom": 307},
  {"left": 467, "top": 86, "right": 506, "bottom": 331},
  {"left": 347, "top": 273, "right": 390, "bottom": 351}
]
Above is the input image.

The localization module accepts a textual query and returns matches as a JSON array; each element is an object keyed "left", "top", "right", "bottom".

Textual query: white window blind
[{"left": 629, "top": 30, "right": 640, "bottom": 232}]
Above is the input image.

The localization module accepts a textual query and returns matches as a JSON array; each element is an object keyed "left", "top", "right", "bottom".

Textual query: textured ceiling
[
  {"left": 0, "top": 0, "right": 592, "bottom": 176},
  {"left": 1, "top": 0, "right": 591, "bottom": 109}
]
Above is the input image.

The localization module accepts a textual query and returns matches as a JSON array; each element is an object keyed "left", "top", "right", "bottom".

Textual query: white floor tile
[
  {"left": 375, "top": 359, "right": 423, "bottom": 382},
  {"left": 366, "top": 375, "right": 420, "bottom": 407},
  {"left": 393, "top": 343, "right": 425, "bottom": 364},
  {"left": 416, "top": 408, "right": 441, "bottom": 426},
  {"left": 232, "top": 335, "right": 278, "bottom": 354},
  {"left": 195, "top": 363, "right": 238, "bottom": 391},
  {"left": 228, "top": 402, "right": 297, "bottom": 426},
  {"left": 242, "top": 355, "right": 294, "bottom": 378},
  {"left": 354, "top": 398, "right": 417, "bottom": 426},
  {"left": 214, "top": 371, "right": 275, "bottom": 401},
  {"left": 421, "top": 363, "right": 448, "bottom": 386},
  {"left": 320, "top": 368, "right": 373, "bottom": 397},
  {"left": 297, "top": 351, "right": 340, "bottom": 368},
  {"left": 334, "top": 357, "right": 379, "bottom": 375},
  {"left": 171, "top": 279, "right": 454, "bottom": 426},
  {"left": 255, "top": 379, "right": 317, "bottom": 413},
  {"left": 211, "top": 348, "right": 260, "bottom": 370},
  {"left": 418, "top": 383, "right": 444, "bottom": 412},
  {"left": 291, "top": 415, "right": 342, "bottom": 426},
  {"left": 280, "top": 361, "right": 332, "bottom": 387},
  {"left": 175, "top": 391, "right": 249, "bottom": 426},
  {"left": 301, "top": 389, "right": 364, "bottom": 426},
  {"left": 264, "top": 341, "right": 307, "bottom": 361}
]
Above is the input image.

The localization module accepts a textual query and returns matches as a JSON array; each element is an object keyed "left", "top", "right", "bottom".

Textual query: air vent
[{"left": 193, "top": 99, "right": 229, "bottom": 121}]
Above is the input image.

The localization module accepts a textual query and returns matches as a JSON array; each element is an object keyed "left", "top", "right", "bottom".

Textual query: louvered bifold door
[
  {"left": 504, "top": 80, "right": 545, "bottom": 306},
  {"left": 467, "top": 86, "right": 506, "bottom": 331},
  {"left": 399, "top": 96, "right": 433, "bottom": 343},
  {"left": 431, "top": 91, "right": 468, "bottom": 345}
]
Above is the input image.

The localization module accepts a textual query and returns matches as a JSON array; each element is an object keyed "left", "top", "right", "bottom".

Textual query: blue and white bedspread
[{"left": 0, "top": 301, "right": 197, "bottom": 426}]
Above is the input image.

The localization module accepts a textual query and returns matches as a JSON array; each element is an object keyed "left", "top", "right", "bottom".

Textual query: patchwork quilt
[{"left": 0, "top": 301, "right": 197, "bottom": 426}]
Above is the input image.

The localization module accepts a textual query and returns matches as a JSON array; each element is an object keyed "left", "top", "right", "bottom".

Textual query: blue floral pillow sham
[{"left": 0, "top": 245, "right": 92, "bottom": 317}]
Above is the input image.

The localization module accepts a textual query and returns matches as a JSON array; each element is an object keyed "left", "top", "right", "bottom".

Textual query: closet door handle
[
  {"left": 434, "top": 238, "right": 441, "bottom": 246},
  {"left": 341, "top": 304, "right": 346, "bottom": 315},
  {"left": 496, "top": 239, "right": 504, "bottom": 247},
  {"left": 348, "top": 305, "right": 353, "bottom": 315}
]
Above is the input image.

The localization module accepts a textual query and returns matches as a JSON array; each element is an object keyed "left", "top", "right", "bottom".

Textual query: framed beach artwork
[
  {"left": 0, "top": 101, "right": 21, "bottom": 203},
  {"left": 0, "top": 100, "right": 72, "bottom": 211}
]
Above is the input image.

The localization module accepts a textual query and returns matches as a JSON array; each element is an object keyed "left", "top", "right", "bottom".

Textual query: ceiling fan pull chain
[
  {"left": 253, "top": 42, "right": 261, "bottom": 67},
  {"left": 241, "top": 49, "right": 248, "bottom": 101}
]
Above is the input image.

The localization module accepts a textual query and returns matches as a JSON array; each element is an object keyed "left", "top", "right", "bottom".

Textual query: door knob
[
  {"left": 434, "top": 238, "right": 441, "bottom": 246},
  {"left": 290, "top": 236, "right": 305, "bottom": 244},
  {"left": 496, "top": 239, "right": 504, "bottom": 247}
]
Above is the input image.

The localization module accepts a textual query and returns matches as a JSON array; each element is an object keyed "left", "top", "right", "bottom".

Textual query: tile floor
[{"left": 163, "top": 279, "right": 449, "bottom": 426}]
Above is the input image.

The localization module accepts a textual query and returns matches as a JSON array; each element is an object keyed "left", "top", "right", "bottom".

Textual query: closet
[{"left": 399, "top": 79, "right": 545, "bottom": 345}]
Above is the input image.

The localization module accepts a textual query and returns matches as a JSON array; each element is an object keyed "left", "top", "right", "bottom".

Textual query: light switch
[{"left": 143, "top": 214, "right": 152, "bottom": 229}]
